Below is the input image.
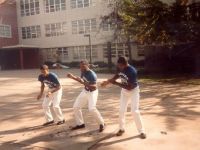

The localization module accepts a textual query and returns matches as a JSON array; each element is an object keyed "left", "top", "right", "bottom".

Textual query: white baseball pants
[
  {"left": 73, "top": 89, "right": 104, "bottom": 126},
  {"left": 119, "top": 86, "right": 145, "bottom": 133},
  {"left": 42, "top": 88, "right": 64, "bottom": 122}
]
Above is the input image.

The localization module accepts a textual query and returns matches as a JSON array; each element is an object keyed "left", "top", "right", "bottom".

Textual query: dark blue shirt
[
  {"left": 118, "top": 65, "right": 138, "bottom": 87},
  {"left": 38, "top": 72, "right": 60, "bottom": 89},
  {"left": 81, "top": 70, "right": 97, "bottom": 90}
]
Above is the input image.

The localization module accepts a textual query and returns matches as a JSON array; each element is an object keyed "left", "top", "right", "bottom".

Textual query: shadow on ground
[{"left": 0, "top": 69, "right": 199, "bottom": 150}]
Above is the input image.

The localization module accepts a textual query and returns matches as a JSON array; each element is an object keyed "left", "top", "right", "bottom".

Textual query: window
[
  {"left": 91, "top": 18, "right": 97, "bottom": 32},
  {"left": 46, "top": 49, "right": 55, "bottom": 60},
  {"left": 70, "top": 0, "right": 92, "bottom": 8},
  {"left": 20, "top": 0, "right": 40, "bottom": 17},
  {"left": 101, "top": 19, "right": 115, "bottom": 31},
  {"left": 85, "top": 45, "right": 98, "bottom": 59},
  {"left": 72, "top": 18, "right": 97, "bottom": 34},
  {"left": 57, "top": 47, "right": 69, "bottom": 60},
  {"left": 21, "top": 25, "right": 41, "bottom": 39},
  {"left": 0, "top": 24, "right": 12, "bottom": 38},
  {"left": 72, "top": 21, "right": 78, "bottom": 34},
  {"left": 137, "top": 45, "right": 145, "bottom": 56},
  {"left": 71, "top": 45, "right": 98, "bottom": 60},
  {"left": 72, "top": 47, "right": 80, "bottom": 59},
  {"left": 103, "top": 43, "right": 129, "bottom": 58},
  {"left": 45, "top": 22, "right": 67, "bottom": 37},
  {"left": 44, "top": 0, "right": 66, "bottom": 13}
]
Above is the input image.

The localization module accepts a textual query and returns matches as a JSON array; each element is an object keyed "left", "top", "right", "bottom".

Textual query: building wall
[
  {"left": 16, "top": 0, "right": 144, "bottom": 63},
  {"left": 0, "top": 0, "right": 19, "bottom": 48}
]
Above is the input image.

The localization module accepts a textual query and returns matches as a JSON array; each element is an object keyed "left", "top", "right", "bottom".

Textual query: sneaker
[
  {"left": 43, "top": 120, "right": 54, "bottom": 126},
  {"left": 71, "top": 124, "right": 85, "bottom": 130},
  {"left": 116, "top": 130, "right": 125, "bottom": 136},
  {"left": 57, "top": 120, "right": 65, "bottom": 125},
  {"left": 140, "top": 133, "right": 147, "bottom": 139},
  {"left": 99, "top": 124, "right": 105, "bottom": 132}
]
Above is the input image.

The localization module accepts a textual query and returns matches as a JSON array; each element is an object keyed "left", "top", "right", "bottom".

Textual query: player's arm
[
  {"left": 50, "top": 84, "right": 61, "bottom": 93},
  {"left": 108, "top": 74, "right": 120, "bottom": 82},
  {"left": 111, "top": 72, "right": 137, "bottom": 90},
  {"left": 67, "top": 73, "right": 84, "bottom": 84},
  {"left": 37, "top": 82, "right": 45, "bottom": 100},
  {"left": 46, "top": 84, "right": 61, "bottom": 97},
  {"left": 101, "top": 74, "right": 119, "bottom": 87},
  {"left": 83, "top": 80, "right": 97, "bottom": 90},
  {"left": 110, "top": 81, "right": 136, "bottom": 90},
  {"left": 46, "top": 76, "right": 62, "bottom": 97}
]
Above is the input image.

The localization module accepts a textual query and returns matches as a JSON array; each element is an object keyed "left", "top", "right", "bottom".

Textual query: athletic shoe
[
  {"left": 140, "top": 133, "right": 147, "bottom": 139},
  {"left": 116, "top": 130, "right": 125, "bottom": 136},
  {"left": 43, "top": 120, "right": 54, "bottom": 126},
  {"left": 71, "top": 124, "right": 85, "bottom": 130},
  {"left": 57, "top": 119, "right": 65, "bottom": 125},
  {"left": 99, "top": 124, "right": 105, "bottom": 132}
]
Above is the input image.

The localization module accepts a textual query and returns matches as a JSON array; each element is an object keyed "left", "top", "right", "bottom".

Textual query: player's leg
[
  {"left": 117, "top": 89, "right": 130, "bottom": 136},
  {"left": 88, "top": 90, "right": 105, "bottom": 132},
  {"left": 130, "top": 86, "right": 146, "bottom": 139},
  {"left": 52, "top": 87, "right": 65, "bottom": 125},
  {"left": 72, "top": 90, "right": 87, "bottom": 130},
  {"left": 42, "top": 94, "right": 54, "bottom": 126}
]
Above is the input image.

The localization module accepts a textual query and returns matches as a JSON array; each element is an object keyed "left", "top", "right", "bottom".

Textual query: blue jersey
[
  {"left": 118, "top": 65, "right": 138, "bottom": 87},
  {"left": 81, "top": 70, "right": 97, "bottom": 90},
  {"left": 38, "top": 72, "right": 60, "bottom": 89}
]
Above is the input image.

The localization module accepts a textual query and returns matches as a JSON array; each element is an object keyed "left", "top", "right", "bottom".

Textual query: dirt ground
[{"left": 0, "top": 69, "right": 199, "bottom": 150}]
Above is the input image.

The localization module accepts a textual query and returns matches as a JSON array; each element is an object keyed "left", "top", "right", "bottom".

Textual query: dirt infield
[{"left": 0, "top": 69, "right": 199, "bottom": 150}]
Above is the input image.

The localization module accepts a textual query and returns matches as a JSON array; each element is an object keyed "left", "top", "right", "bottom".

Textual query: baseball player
[
  {"left": 37, "top": 65, "right": 65, "bottom": 126},
  {"left": 101, "top": 56, "right": 146, "bottom": 139},
  {"left": 67, "top": 60, "right": 105, "bottom": 132}
]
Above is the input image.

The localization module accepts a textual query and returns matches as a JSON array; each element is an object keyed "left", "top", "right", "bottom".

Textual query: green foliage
[{"left": 102, "top": 0, "right": 200, "bottom": 45}]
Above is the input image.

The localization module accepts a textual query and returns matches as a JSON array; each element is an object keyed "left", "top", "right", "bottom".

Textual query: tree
[
  {"left": 102, "top": 0, "right": 200, "bottom": 46},
  {"left": 101, "top": 0, "right": 200, "bottom": 73}
]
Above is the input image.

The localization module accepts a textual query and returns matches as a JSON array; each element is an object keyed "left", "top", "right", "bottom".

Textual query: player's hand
[
  {"left": 67, "top": 73, "right": 74, "bottom": 79},
  {"left": 37, "top": 94, "right": 42, "bottom": 100},
  {"left": 46, "top": 92, "right": 52, "bottom": 97},
  {"left": 101, "top": 80, "right": 110, "bottom": 87}
]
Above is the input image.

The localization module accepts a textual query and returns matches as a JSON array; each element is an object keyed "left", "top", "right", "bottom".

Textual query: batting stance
[
  {"left": 67, "top": 60, "right": 105, "bottom": 132},
  {"left": 101, "top": 56, "right": 146, "bottom": 138},
  {"left": 37, "top": 65, "right": 65, "bottom": 126}
]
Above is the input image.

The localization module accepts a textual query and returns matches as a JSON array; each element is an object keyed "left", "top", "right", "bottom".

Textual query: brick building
[{"left": 0, "top": 0, "right": 40, "bottom": 70}]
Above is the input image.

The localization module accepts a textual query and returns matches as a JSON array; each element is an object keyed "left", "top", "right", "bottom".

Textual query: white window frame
[
  {"left": 103, "top": 43, "right": 129, "bottom": 58},
  {"left": 20, "top": 0, "right": 40, "bottom": 17},
  {"left": 72, "top": 18, "right": 96, "bottom": 34},
  {"left": 44, "top": 0, "right": 66, "bottom": 13},
  {"left": 70, "top": 0, "right": 92, "bottom": 9},
  {"left": 0, "top": 24, "right": 12, "bottom": 38},
  {"left": 21, "top": 25, "right": 41, "bottom": 39},
  {"left": 57, "top": 47, "right": 69, "bottom": 61},
  {"left": 72, "top": 45, "right": 98, "bottom": 60},
  {"left": 45, "top": 22, "right": 67, "bottom": 37}
]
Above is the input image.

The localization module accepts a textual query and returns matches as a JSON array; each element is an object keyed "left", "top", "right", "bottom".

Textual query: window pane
[
  {"left": 55, "top": 0, "right": 60, "bottom": 4},
  {"left": 71, "top": 0, "right": 76, "bottom": 8},
  {"left": 77, "top": 0, "right": 83, "bottom": 8},
  {"left": 84, "top": 0, "right": 89, "bottom": 7},
  {"left": 78, "top": 20, "right": 84, "bottom": 34},
  {"left": 36, "top": 25, "right": 41, "bottom": 37},
  {"left": 91, "top": 18, "right": 96, "bottom": 32},
  {"left": 45, "top": 24, "right": 51, "bottom": 37},
  {"left": 22, "top": 27, "right": 26, "bottom": 39},
  {"left": 51, "top": 24, "right": 56, "bottom": 36},
  {"left": 31, "top": 26, "right": 36, "bottom": 38},
  {"left": 85, "top": 19, "right": 90, "bottom": 33},
  {"left": 26, "top": 27, "right": 31, "bottom": 38},
  {"left": 72, "top": 21, "right": 78, "bottom": 34}
]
